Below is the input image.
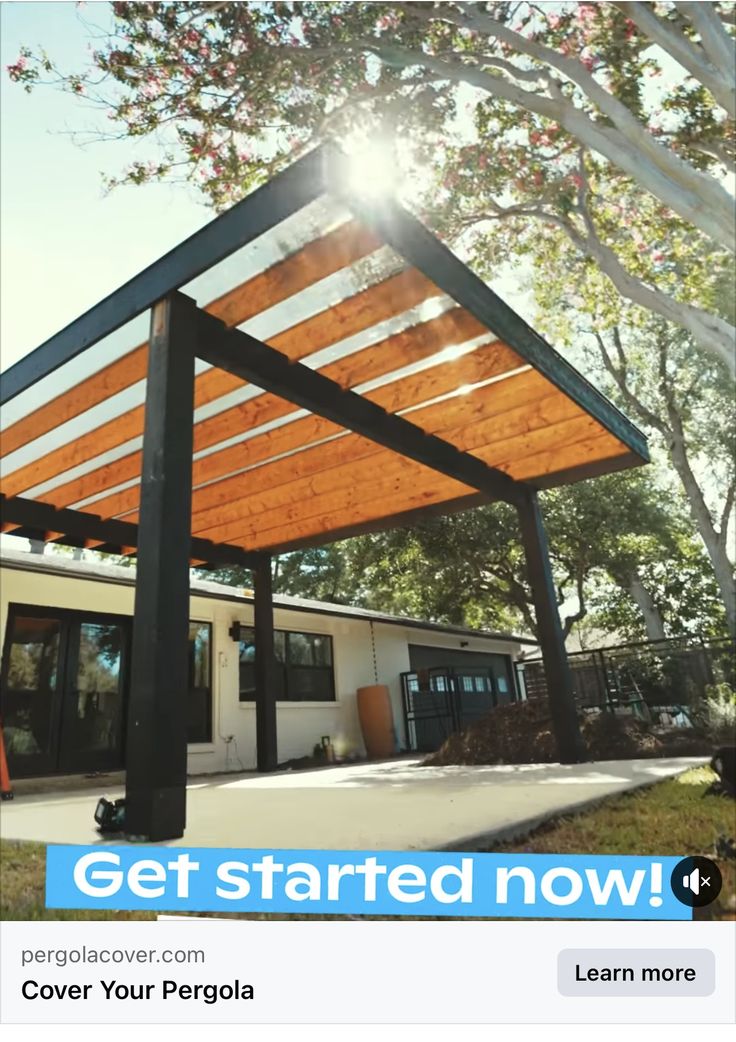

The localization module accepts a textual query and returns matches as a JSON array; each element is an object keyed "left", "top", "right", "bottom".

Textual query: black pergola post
[
  {"left": 125, "top": 292, "right": 197, "bottom": 841},
  {"left": 516, "top": 488, "right": 587, "bottom": 764},
  {"left": 253, "top": 554, "right": 278, "bottom": 772}
]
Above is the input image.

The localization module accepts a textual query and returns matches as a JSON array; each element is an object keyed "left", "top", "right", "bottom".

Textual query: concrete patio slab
[{"left": 0, "top": 757, "right": 706, "bottom": 851}]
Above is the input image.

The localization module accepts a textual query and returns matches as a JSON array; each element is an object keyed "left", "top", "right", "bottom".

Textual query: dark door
[
  {"left": 1, "top": 605, "right": 130, "bottom": 778},
  {"left": 408, "top": 645, "right": 517, "bottom": 706}
]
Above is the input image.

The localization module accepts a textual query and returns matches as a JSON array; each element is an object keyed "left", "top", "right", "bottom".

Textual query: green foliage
[
  {"left": 691, "top": 683, "right": 736, "bottom": 743},
  {"left": 203, "top": 467, "right": 723, "bottom": 643}
]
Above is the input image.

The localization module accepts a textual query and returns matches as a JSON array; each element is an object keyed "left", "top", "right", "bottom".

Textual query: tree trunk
[
  {"left": 668, "top": 425, "right": 736, "bottom": 637},
  {"left": 627, "top": 570, "right": 667, "bottom": 641}
]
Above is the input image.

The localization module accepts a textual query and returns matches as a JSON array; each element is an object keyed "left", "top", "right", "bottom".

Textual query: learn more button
[{"left": 558, "top": 949, "right": 715, "bottom": 997}]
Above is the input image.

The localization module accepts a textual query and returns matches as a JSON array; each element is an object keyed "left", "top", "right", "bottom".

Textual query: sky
[
  {"left": 0, "top": 0, "right": 218, "bottom": 372},
  {"left": 0, "top": 0, "right": 541, "bottom": 379}
]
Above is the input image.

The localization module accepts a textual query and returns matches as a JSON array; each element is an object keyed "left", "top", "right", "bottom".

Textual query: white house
[{"left": 0, "top": 547, "right": 530, "bottom": 780}]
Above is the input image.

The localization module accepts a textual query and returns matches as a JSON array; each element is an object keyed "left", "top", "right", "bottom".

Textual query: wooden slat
[
  {"left": 183, "top": 367, "right": 557, "bottom": 528},
  {"left": 0, "top": 266, "right": 438, "bottom": 499},
  {"left": 190, "top": 389, "right": 580, "bottom": 539},
  {"left": 506, "top": 432, "right": 627, "bottom": 482},
  {"left": 230, "top": 416, "right": 616, "bottom": 551},
  {"left": 36, "top": 308, "right": 492, "bottom": 512},
  {"left": 118, "top": 341, "right": 526, "bottom": 524},
  {"left": 474, "top": 415, "right": 606, "bottom": 474},
  {"left": 0, "top": 220, "right": 382, "bottom": 459},
  {"left": 194, "top": 399, "right": 589, "bottom": 546},
  {"left": 60, "top": 338, "right": 524, "bottom": 522},
  {"left": 213, "top": 468, "right": 475, "bottom": 552}
]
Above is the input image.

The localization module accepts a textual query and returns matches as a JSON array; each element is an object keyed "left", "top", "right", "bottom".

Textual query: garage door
[{"left": 408, "top": 645, "right": 515, "bottom": 704}]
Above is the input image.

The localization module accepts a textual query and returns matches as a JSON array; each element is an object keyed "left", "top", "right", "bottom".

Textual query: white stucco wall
[{"left": 0, "top": 553, "right": 523, "bottom": 776}]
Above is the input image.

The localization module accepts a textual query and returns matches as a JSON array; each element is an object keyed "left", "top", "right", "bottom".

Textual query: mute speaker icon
[
  {"left": 682, "top": 866, "right": 709, "bottom": 895},
  {"left": 672, "top": 857, "right": 722, "bottom": 907}
]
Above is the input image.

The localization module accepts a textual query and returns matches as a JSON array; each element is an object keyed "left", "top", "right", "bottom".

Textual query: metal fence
[
  {"left": 515, "top": 635, "right": 734, "bottom": 722},
  {"left": 400, "top": 666, "right": 509, "bottom": 753}
]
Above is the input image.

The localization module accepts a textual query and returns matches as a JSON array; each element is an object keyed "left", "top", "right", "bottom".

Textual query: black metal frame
[
  {"left": 124, "top": 294, "right": 197, "bottom": 839},
  {"left": 2, "top": 142, "right": 648, "bottom": 472},
  {"left": 253, "top": 553, "right": 277, "bottom": 773},
  {"left": 0, "top": 494, "right": 265, "bottom": 570},
  {"left": 0, "top": 149, "right": 327, "bottom": 405},
  {"left": 516, "top": 487, "right": 586, "bottom": 762}
]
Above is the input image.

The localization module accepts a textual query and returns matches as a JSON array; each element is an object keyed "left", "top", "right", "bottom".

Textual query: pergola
[{"left": 0, "top": 145, "right": 648, "bottom": 840}]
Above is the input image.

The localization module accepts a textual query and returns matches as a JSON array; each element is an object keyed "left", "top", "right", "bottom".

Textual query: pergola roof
[{"left": 0, "top": 145, "right": 648, "bottom": 564}]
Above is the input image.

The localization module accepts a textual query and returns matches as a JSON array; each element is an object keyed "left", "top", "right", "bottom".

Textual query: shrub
[{"left": 691, "top": 684, "right": 736, "bottom": 744}]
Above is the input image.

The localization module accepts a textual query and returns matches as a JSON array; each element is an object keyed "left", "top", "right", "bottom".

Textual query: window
[
  {"left": 238, "top": 627, "right": 335, "bottom": 703},
  {"left": 188, "top": 622, "right": 212, "bottom": 742}
]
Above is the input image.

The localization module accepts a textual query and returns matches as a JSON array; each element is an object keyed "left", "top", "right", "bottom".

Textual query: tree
[
  {"left": 591, "top": 320, "right": 735, "bottom": 635},
  {"left": 524, "top": 231, "right": 735, "bottom": 633},
  {"left": 9, "top": 1, "right": 735, "bottom": 372},
  {"left": 204, "top": 468, "right": 722, "bottom": 643}
]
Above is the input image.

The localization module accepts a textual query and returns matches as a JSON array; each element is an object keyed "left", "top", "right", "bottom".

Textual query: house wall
[{"left": 0, "top": 557, "right": 522, "bottom": 776}]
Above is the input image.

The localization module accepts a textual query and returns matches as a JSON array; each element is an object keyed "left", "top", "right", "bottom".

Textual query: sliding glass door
[{"left": 1, "top": 605, "right": 130, "bottom": 777}]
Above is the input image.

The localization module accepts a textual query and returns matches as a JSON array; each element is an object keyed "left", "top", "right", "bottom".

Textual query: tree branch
[
  {"left": 593, "top": 329, "right": 666, "bottom": 433},
  {"left": 676, "top": 1, "right": 736, "bottom": 104},
  {"left": 423, "top": 2, "right": 736, "bottom": 239},
  {"left": 367, "top": 31, "right": 735, "bottom": 251},
  {"left": 617, "top": 2, "right": 735, "bottom": 118},
  {"left": 719, "top": 478, "right": 736, "bottom": 548}
]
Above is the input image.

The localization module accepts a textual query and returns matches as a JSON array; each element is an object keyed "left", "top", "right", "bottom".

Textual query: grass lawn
[
  {"left": 497, "top": 765, "right": 736, "bottom": 920},
  {"left": 0, "top": 840, "right": 154, "bottom": 921},
  {"left": 1, "top": 767, "right": 733, "bottom": 920}
]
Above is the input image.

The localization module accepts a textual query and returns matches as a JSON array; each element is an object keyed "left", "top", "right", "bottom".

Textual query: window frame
[
  {"left": 237, "top": 625, "right": 336, "bottom": 704},
  {"left": 187, "top": 619, "right": 213, "bottom": 744}
]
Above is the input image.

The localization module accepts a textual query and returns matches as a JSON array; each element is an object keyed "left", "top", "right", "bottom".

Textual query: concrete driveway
[{"left": 0, "top": 756, "right": 705, "bottom": 851}]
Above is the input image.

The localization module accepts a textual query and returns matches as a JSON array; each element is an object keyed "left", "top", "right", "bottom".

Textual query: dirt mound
[
  {"left": 420, "top": 700, "right": 713, "bottom": 767},
  {"left": 422, "top": 699, "right": 557, "bottom": 766}
]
